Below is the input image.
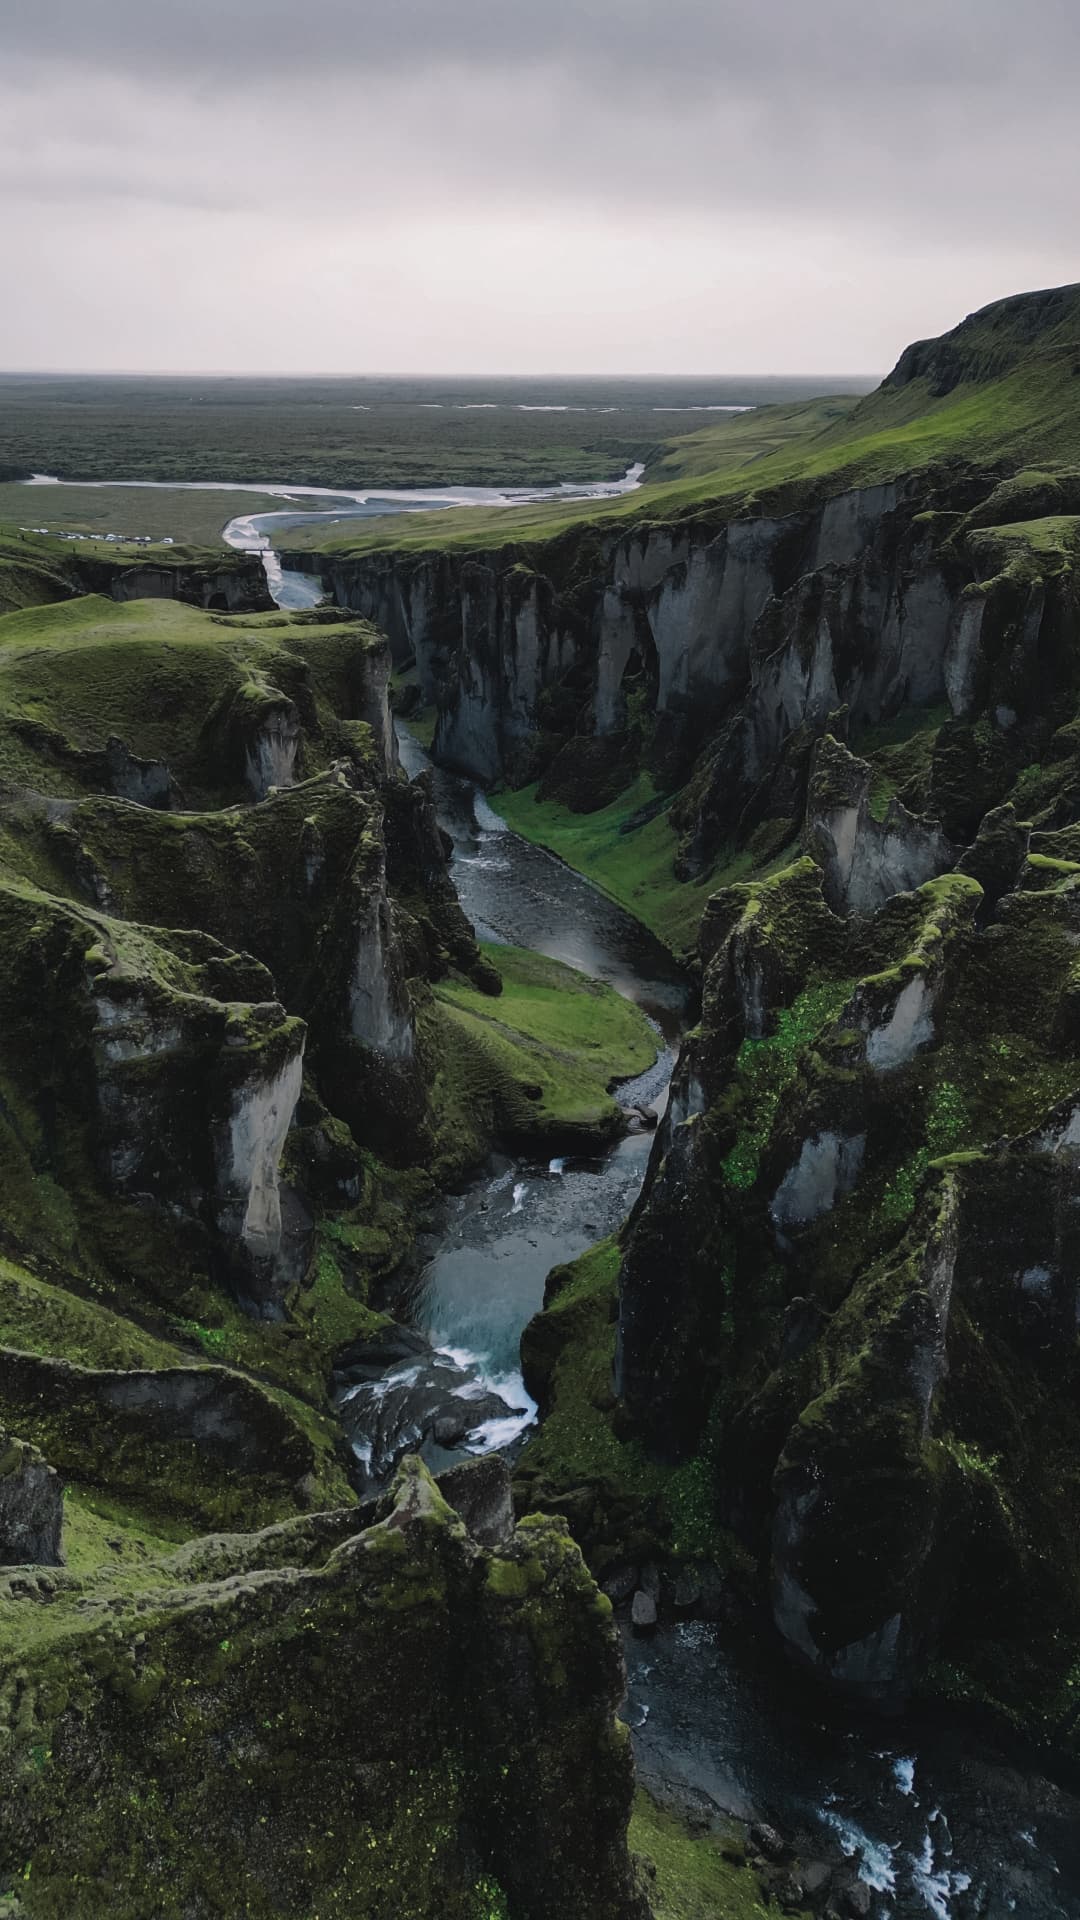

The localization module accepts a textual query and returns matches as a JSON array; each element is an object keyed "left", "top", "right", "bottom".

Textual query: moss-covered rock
[
  {"left": 0, "top": 1459, "right": 648, "bottom": 1920},
  {"left": 0, "top": 1433, "right": 62, "bottom": 1569},
  {"left": 611, "top": 832, "right": 1080, "bottom": 1728}
]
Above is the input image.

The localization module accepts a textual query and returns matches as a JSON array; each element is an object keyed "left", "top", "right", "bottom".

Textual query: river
[
  {"left": 26, "top": 467, "right": 1080, "bottom": 1917},
  {"left": 379, "top": 722, "right": 1080, "bottom": 1920},
  {"left": 16, "top": 465, "right": 645, "bottom": 612}
]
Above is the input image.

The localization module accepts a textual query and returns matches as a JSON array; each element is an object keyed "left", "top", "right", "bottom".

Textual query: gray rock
[
  {"left": 0, "top": 1430, "right": 63, "bottom": 1566},
  {"left": 698, "top": 1564, "right": 729, "bottom": 1620},
  {"left": 639, "top": 1561, "right": 662, "bottom": 1599},
  {"left": 437, "top": 1457, "right": 514, "bottom": 1548},
  {"left": 631, "top": 1590, "right": 657, "bottom": 1632},
  {"left": 750, "top": 1822, "right": 785, "bottom": 1861},
  {"left": 602, "top": 1563, "right": 639, "bottom": 1606},
  {"left": 802, "top": 1860, "right": 833, "bottom": 1896},
  {"left": 673, "top": 1568, "right": 702, "bottom": 1613},
  {"left": 837, "top": 1878, "right": 871, "bottom": 1918}
]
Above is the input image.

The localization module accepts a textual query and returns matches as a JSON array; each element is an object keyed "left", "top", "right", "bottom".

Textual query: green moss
[
  {"left": 494, "top": 778, "right": 722, "bottom": 956},
  {"left": 0, "top": 595, "right": 386, "bottom": 804},
  {"left": 721, "top": 977, "right": 857, "bottom": 1194},
  {"left": 425, "top": 943, "right": 657, "bottom": 1175},
  {"left": 628, "top": 1792, "right": 807, "bottom": 1920}
]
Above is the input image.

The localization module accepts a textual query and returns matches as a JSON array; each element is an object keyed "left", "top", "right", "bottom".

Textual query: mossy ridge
[
  {"left": 0, "top": 595, "right": 387, "bottom": 804},
  {"left": 515, "top": 1240, "right": 749, "bottom": 1577},
  {"left": 0, "top": 1461, "right": 645, "bottom": 1920},
  {"left": 282, "top": 285, "right": 1080, "bottom": 565},
  {"left": 601, "top": 818, "right": 1080, "bottom": 1732},
  {"left": 0, "top": 531, "right": 80, "bottom": 619}
]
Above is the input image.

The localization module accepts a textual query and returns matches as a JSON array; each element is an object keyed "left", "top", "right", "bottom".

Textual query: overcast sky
[{"left": 1, "top": 0, "right": 1077, "bottom": 375}]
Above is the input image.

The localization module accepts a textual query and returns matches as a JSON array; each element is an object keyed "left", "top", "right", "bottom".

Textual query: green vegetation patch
[
  {"left": 629, "top": 1792, "right": 808, "bottom": 1920},
  {"left": 0, "top": 484, "right": 330, "bottom": 550},
  {"left": 426, "top": 945, "right": 657, "bottom": 1175},
  {"left": 494, "top": 777, "right": 723, "bottom": 955}
]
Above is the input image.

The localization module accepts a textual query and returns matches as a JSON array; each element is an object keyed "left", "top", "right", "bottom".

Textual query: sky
[{"left": 1, "top": 0, "right": 1078, "bottom": 376}]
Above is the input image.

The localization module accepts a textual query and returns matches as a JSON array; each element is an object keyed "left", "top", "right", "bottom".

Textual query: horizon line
[{"left": 0, "top": 367, "right": 882, "bottom": 383}]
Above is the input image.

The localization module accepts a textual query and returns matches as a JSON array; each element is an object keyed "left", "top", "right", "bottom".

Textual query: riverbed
[
  {"left": 331, "top": 723, "right": 687, "bottom": 1485},
  {"left": 386, "top": 722, "right": 1080, "bottom": 1920}
]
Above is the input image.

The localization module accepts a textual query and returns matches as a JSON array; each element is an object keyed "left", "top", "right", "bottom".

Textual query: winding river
[
  {"left": 386, "top": 723, "right": 1080, "bottom": 1920},
  {"left": 19, "top": 468, "right": 1080, "bottom": 1918}
]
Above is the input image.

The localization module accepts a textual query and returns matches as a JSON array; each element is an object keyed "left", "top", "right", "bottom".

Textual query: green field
[
  {"left": 0, "top": 371, "right": 870, "bottom": 494},
  {"left": 0, "top": 481, "right": 332, "bottom": 548},
  {"left": 427, "top": 943, "right": 658, "bottom": 1170}
]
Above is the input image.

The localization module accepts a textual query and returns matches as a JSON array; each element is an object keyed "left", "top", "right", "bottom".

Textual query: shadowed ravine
[
  {"left": 376, "top": 722, "right": 1080, "bottom": 1920},
  {"left": 332, "top": 720, "right": 686, "bottom": 1490}
]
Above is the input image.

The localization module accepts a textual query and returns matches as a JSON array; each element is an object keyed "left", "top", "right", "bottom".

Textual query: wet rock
[
  {"left": 750, "top": 1821, "right": 786, "bottom": 1861},
  {"left": 631, "top": 1590, "right": 658, "bottom": 1632},
  {"left": 333, "top": 1322, "right": 430, "bottom": 1386},
  {"left": 336, "top": 1334, "right": 526, "bottom": 1496},
  {"left": 437, "top": 1456, "right": 514, "bottom": 1547},
  {"left": 601, "top": 1564, "right": 639, "bottom": 1605},
  {"left": 0, "top": 1431, "right": 63, "bottom": 1566},
  {"left": 672, "top": 1569, "right": 702, "bottom": 1614}
]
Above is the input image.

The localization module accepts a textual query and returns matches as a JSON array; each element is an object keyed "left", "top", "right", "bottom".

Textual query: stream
[
  {"left": 25, "top": 470, "right": 1080, "bottom": 1917},
  {"left": 369, "top": 723, "right": 1080, "bottom": 1920},
  {"left": 15, "top": 465, "right": 645, "bottom": 612}
]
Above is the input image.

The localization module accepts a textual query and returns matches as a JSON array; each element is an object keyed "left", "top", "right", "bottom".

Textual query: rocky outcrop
[
  {"left": 72, "top": 545, "right": 273, "bottom": 612},
  {"left": 0, "top": 1431, "right": 63, "bottom": 1567},
  {"left": 0, "top": 1459, "right": 648, "bottom": 1920},
  {"left": 804, "top": 733, "right": 958, "bottom": 915},
  {"left": 612, "top": 838, "right": 1080, "bottom": 1714},
  {"left": 0, "top": 1348, "right": 322, "bottom": 1533},
  {"left": 282, "top": 479, "right": 987, "bottom": 826}
]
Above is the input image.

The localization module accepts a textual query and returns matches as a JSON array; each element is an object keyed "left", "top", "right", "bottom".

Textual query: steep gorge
[
  {"left": 284, "top": 288, "right": 1080, "bottom": 1759},
  {"left": 5, "top": 284, "right": 1080, "bottom": 1914}
]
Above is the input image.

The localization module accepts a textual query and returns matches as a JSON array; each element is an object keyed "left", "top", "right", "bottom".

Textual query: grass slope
[
  {"left": 0, "top": 484, "right": 305, "bottom": 549},
  {"left": 283, "top": 282, "right": 1080, "bottom": 560},
  {"left": 427, "top": 944, "right": 657, "bottom": 1174},
  {"left": 629, "top": 1792, "right": 810, "bottom": 1920},
  {"left": 0, "top": 594, "right": 383, "bottom": 799},
  {"left": 494, "top": 778, "right": 793, "bottom": 958}
]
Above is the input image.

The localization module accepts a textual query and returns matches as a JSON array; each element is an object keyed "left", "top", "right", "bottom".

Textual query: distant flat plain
[{"left": 0, "top": 372, "right": 874, "bottom": 490}]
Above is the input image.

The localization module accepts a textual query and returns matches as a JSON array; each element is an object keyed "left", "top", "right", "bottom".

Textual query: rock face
[
  {"left": 73, "top": 545, "right": 274, "bottom": 612},
  {"left": 0, "top": 1459, "right": 648, "bottom": 1920},
  {"left": 0, "top": 1350, "right": 320, "bottom": 1534},
  {"left": 614, "top": 781, "right": 1080, "bottom": 1716},
  {"left": 281, "top": 478, "right": 973, "bottom": 821},
  {"left": 804, "top": 733, "right": 958, "bottom": 916},
  {"left": 0, "top": 1431, "right": 63, "bottom": 1567}
]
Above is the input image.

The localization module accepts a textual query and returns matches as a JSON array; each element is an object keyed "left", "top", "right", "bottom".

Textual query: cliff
[
  {"left": 0, "top": 1456, "right": 647, "bottom": 1920},
  {"left": 0, "top": 527, "right": 272, "bottom": 619},
  {"left": 367, "top": 288, "right": 1080, "bottom": 1747},
  {"left": 280, "top": 284, "right": 1080, "bottom": 904}
]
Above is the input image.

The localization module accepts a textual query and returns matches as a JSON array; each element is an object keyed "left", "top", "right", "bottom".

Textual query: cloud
[{"left": 0, "top": 0, "right": 1077, "bottom": 370}]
